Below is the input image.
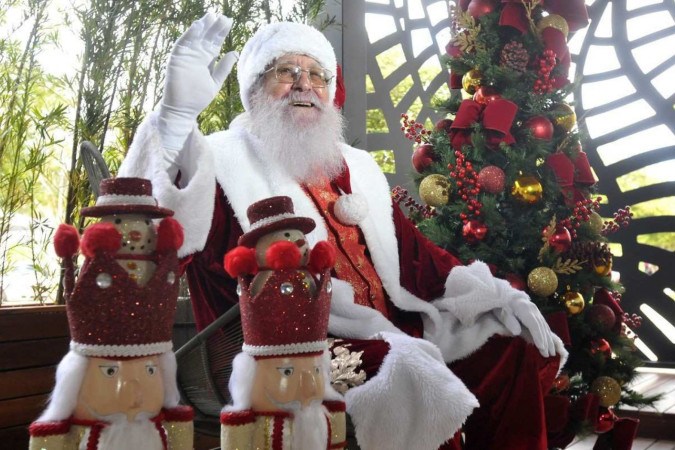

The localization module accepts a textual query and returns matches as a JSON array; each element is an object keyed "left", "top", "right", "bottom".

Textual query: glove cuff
[{"left": 157, "top": 103, "right": 197, "bottom": 153}]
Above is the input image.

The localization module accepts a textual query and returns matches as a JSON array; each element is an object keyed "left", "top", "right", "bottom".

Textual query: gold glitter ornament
[
  {"left": 593, "top": 255, "right": 613, "bottom": 276},
  {"left": 537, "top": 14, "right": 569, "bottom": 39},
  {"left": 562, "top": 290, "right": 585, "bottom": 315},
  {"left": 527, "top": 267, "right": 558, "bottom": 297},
  {"left": 552, "top": 103, "right": 577, "bottom": 132},
  {"left": 462, "top": 69, "right": 483, "bottom": 95},
  {"left": 512, "top": 174, "right": 543, "bottom": 204},
  {"left": 419, "top": 174, "right": 451, "bottom": 207},
  {"left": 591, "top": 376, "right": 622, "bottom": 407},
  {"left": 588, "top": 211, "right": 604, "bottom": 234}
]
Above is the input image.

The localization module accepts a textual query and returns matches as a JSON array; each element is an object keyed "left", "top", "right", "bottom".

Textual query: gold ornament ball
[
  {"left": 512, "top": 175, "right": 543, "bottom": 204},
  {"left": 591, "top": 376, "right": 622, "bottom": 408},
  {"left": 537, "top": 14, "right": 569, "bottom": 39},
  {"left": 419, "top": 174, "right": 451, "bottom": 207},
  {"left": 588, "top": 211, "right": 604, "bottom": 234},
  {"left": 462, "top": 69, "right": 483, "bottom": 95},
  {"left": 562, "top": 290, "right": 585, "bottom": 315},
  {"left": 553, "top": 103, "right": 577, "bottom": 132},
  {"left": 527, "top": 267, "right": 558, "bottom": 297},
  {"left": 593, "top": 255, "right": 613, "bottom": 276}
]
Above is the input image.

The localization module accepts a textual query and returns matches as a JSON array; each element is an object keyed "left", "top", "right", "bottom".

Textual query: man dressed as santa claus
[
  {"left": 29, "top": 178, "right": 193, "bottom": 450},
  {"left": 120, "top": 14, "right": 567, "bottom": 450}
]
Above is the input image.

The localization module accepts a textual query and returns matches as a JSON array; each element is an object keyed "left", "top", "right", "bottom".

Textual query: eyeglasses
[{"left": 263, "top": 63, "right": 333, "bottom": 88}]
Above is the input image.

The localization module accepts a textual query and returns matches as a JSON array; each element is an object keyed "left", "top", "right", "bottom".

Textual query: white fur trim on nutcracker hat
[{"left": 237, "top": 21, "right": 337, "bottom": 111}]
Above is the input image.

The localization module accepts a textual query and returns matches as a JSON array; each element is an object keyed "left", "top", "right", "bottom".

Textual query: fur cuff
[{"left": 345, "top": 332, "right": 478, "bottom": 450}]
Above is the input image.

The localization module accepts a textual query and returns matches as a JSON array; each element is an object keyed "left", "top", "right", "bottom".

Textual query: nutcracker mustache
[{"left": 249, "top": 88, "right": 345, "bottom": 183}]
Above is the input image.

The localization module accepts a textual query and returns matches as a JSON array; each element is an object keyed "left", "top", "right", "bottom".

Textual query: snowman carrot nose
[
  {"left": 294, "top": 239, "right": 306, "bottom": 247},
  {"left": 129, "top": 230, "right": 142, "bottom": 241}
]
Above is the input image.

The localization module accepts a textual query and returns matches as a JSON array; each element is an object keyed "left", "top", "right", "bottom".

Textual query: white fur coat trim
[
  {"left": 345, "top": 332, "right": 478, "bottom": 450},
  {"left": 118, "top": 113, "right": 215, "bottom": 258}
]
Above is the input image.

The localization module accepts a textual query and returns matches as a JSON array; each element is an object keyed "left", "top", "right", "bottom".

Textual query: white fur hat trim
[
  {"left": 237, "top": 21, "right": 337, "bottom": 111},
  {"left": 334, "top": 192, "right": 369, "bottom": 226}
]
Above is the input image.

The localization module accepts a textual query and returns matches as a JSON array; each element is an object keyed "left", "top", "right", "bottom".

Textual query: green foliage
[
  {"left": 0, "top": 0, "right": 330, "bottom": 304},
  {"left": 402, "top": 4, "right": 658, "bottom": 440}
]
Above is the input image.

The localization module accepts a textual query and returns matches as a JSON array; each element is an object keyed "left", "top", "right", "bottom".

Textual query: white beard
[
  {"left": 289, "top": 401, "right": 329, "bottom": 450},
  {"left": 81, "top": 413, "right": 164, "bottom": 450},
  {"left": 248, "top": 88, "right": 346, "bottom": 184}
]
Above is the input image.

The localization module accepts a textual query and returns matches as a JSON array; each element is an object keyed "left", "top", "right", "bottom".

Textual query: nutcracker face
[
  {"left": 250, "top": 355, "right": 325, "bottom": 411},
  {"left": 74, "top": 356, "right": 164, "bottom": 422},
  {"left": 255, "top": 228, "right": 310, "bottom": 266},
  {"left": 101, "top": 213, "right": 157, "bottom": 255}
]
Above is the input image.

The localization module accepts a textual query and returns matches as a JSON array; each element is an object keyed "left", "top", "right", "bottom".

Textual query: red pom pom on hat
[
  {"left": 54, "top": 224, "right": 80, "bottom": 258},
  {"left": 224, "top": 246, "right": 258, "bottom": 277},
  {"left": 80, "top": 223, "right": 122, "bottom": 258},
  {"left": 156, "top": 217, "right": 184, "bottom": 252},
  {"left": 266, "top": 241, "right": 302, "bottom": 270},
  {"left": 308, "top": 241, "right": 336, "bottom": 273}
]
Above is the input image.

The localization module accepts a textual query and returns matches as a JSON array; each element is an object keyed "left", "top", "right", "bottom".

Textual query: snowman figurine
[{"left": 225, "top": 196, "right": 336, "bottom": 297}]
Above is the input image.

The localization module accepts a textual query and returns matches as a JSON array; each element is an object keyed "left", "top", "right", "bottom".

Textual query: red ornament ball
[
  {"left": 590, "top": 338, "right": 612, "bottom": 358},
  {"left": 596, "top": 410, "right": 616, "bottom": 434},
  {"left": 505, "top": 273, "right": 527, "bottom": 291},
  {"left": 524, "top": 115, "right": 554, "bottom": 141},
  {"left": 462, "top": 220, "right": 488, "bottom": 243},
  {"left": 548, "top": 224, "right": 572, "bottom": 253},
  {"left": 552, "top": 373, "right": 570, "bottom": 392},
  {"left": 473, "top": 86, "right": 501, "bottom": 105},
  {"left": 467, "top": 0, "right": 496, "bottom": 18},
  {"left": 477, "top": 165, "right": 505, "bottom": 194},
  {"left": 435, "top": 118, "right": 454, "bottom": 134},
  {"left": 412, "top": 144, "right": 437, "bottom": 173},
  {"left": 586, "top": 303, "right": 617, "bottom": 333}
]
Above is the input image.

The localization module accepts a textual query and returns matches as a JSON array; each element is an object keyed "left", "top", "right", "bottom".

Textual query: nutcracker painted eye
[
  {"left": 146, "top": 364, "right": 158, "bottom": 376},
  {"left": 314, "top": 366, "right": 321, "bottom": 374},
  {"left": 115, "top": 218, "right": 122, "bottom": 224},
  {"left": 145, "top": 219, "right": 150, "bottom": 225},
  {"left": 284, "top": 232, "right": 291, "bottom": 238},
  {"left": 99, "top": 365, "right": 119, "bottom": 377},
  {"left": 277, "top": 366, "right": 294, "bottom": 377}
]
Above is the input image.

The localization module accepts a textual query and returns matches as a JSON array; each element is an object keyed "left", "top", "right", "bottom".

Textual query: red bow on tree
[
  {"left": 499, "top": 0, "right": 589, "bottom": 34},
  {"left": 545, "top": 150, "right": 596, "bottom": 205},
  {"left": 449, "top": 98, "right": 518, "bottom": 151}
]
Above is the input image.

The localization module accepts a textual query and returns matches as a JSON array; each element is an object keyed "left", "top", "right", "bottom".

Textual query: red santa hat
[
  {"left": 237, "top": 268, "right": 332, "bottom": 358},
  {"left": 81, "top": 177, "right": 173, "bottom": 218},
  {"left": 237, "top": 21, "right": 338, "bottom": 111}
]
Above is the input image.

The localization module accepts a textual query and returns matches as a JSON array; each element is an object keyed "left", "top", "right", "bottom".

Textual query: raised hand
[{"left": 158, "top": 13, "right": 238, "bottom": 156}]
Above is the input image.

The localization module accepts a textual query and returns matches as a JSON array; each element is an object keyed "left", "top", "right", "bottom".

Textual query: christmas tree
[{"left": 394, "top": 1, "right": 657, "bottom": 447}]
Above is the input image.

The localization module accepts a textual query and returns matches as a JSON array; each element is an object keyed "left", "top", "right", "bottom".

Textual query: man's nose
[
  {"left": 299, "top": 370, "right": 320, "bottom": 407},
  {"left": 293, "top": 70, "right": 312, "bottom": 91}
]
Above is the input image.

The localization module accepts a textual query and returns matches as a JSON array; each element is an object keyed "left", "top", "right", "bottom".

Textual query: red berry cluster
[
  {"left": 622, "top": 312, "right": 643, "bottom": 329},
  {"left": 448, "top": 150, "right": 482, "bottom": 223},
  {"left": 602, "top": 206, "right": 633, "bottom": 235},
  {"left": 533, "top": 49, "right": 557, "bottom": 94},
  {"left": 401, "top": 113, "right": 430, "bottom": 144},
  {"left": 560, "top": 197, "right": 601, "bottom": 239},
  {"left": 392, "top": 186, "right": 437, "bottom": 219}
]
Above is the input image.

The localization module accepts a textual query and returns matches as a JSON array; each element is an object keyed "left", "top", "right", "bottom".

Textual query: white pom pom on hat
[
  {"left": 237, "top": 22, "right": 337, "bottom": 111},
  {"left": 333, "top": 166, "right": 368, "bottom": 226}
]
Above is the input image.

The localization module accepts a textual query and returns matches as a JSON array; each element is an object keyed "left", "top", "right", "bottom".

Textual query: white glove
[
  {"left": 157, "top": 12, "right": 238, "bottom": 164},
  {"left": 434, "top": 261, "right": 560, "bottom": 358}
]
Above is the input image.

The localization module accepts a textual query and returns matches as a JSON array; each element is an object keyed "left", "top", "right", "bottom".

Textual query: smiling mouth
[{"left": 291, "top": 101, "right": 314, "bottom": 107}]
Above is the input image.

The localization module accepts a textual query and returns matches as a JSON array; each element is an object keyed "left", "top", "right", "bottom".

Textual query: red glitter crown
[
  {"left": 238, "top": 269, "right": 332, "bottom": 357},
  {"left": 66, "top": 228, "right": 181, "bottom": 358}
]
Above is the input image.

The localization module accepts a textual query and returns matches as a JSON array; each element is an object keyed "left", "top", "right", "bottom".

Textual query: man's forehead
[{"left": 276, "top": 53, "right": 323, "bottom": 67}]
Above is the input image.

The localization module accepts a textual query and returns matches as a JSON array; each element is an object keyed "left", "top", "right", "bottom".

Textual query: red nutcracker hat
[
  {"left": 81, "top": 177, "right": 173, "bottom": 218},
  {"left": 59, "top": 179, "right": 183, "bottom": 358},
  {"left": 238, "top": 196, "right": 315, "bottom": 248},
  {"left": 237, "top": 269, "right": 332, "bottom": 358}
]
